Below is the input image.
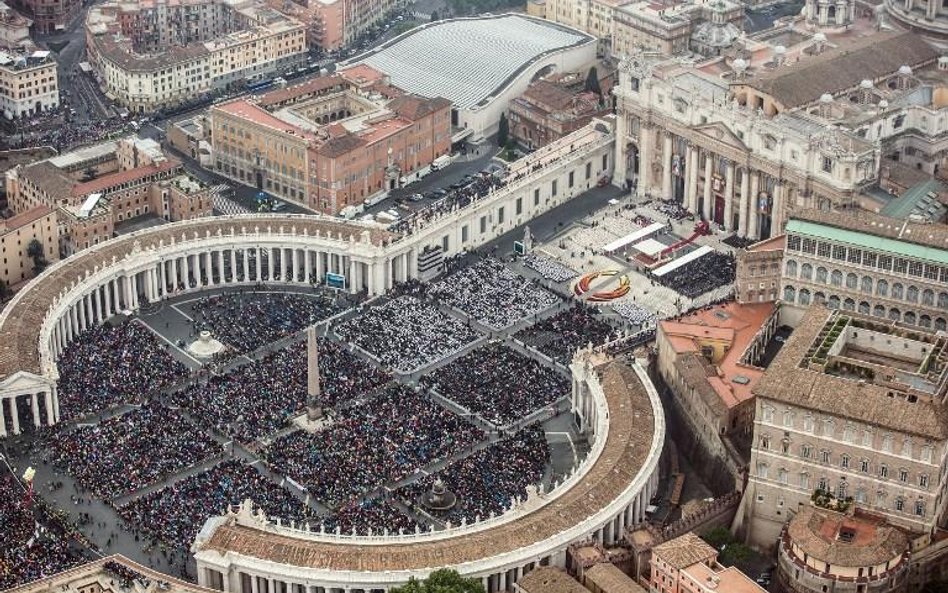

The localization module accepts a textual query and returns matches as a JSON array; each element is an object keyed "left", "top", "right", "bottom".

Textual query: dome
[
  {"left": 820, "top": 93, "right": 834, "bottom": 103},
  {"left": 878, "top": 99, "right": 889, "bottom": 109},
  {"left": 813, "top": 32, "right": 827, "bottom": 42},
  {"left": 899, "top": 65, "right": 913, "bottom": 76},
  {"left": 860, "top": 79, "right": 873, "bottom": 89},
  {"left": 733, "top": 58, "right": 748, "bottom": 71}
]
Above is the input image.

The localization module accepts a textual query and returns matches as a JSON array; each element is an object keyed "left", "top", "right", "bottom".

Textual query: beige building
[
  {"left": 0, "top": 205, "right": 59, "bottom": 287},
  {"left": 85, "top": 0, "right": 307, "bottom": 113},
  {"left": 5, "top": 136, "right": 213, "bottom": 256},
  {"left": 735, "top": 235, "right": 785, "bottom": 305},
  {"left": 614, "top": 24, "right": 946, "bottom": 242},
  {"left": 612, "top": 0, "right": 742, "bottom": 58},
  {"left": 0, "top": 50, "right": 58, "bottom": 120},
  {"left": 0, "top": 1, "right": 32, "bottom": 48},
  {"left": 650, "top": 532, "right": 766, "bottom": 593},
  {"left": 742, "top": 306, "right": 948, "bottom": 550}
]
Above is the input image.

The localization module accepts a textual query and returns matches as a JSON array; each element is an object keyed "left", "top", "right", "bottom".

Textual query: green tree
[
  {"left": 27, "top": 238, "right": 48, "bottom": 275},
  {"left": 497, "top": 112, "right": 509, "bottom": 148},
  {"left": 700, "top": 526, "right": 735, "bottom": 550},
  {"left": 391, "top": 569, "right": 485, "bottom": 593},
  {"left": 585, "top": 66, "right": 602, "bottom": 103},
  {"left": 0, "top": 279, "right": 10, "bottom": 300},
  {"left": 430, "top": 10, "right": 439, "bottom": 20},
  {"left": 719, "top": 542, "right": 753, "bottom": 568}
]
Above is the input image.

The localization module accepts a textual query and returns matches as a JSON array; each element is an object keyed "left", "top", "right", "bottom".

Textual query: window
[
  {"left": 922, "top": 446, "right": 934, "bottom": 463},
  {"left": 821, "top": 450, "right": 831, "bottom": 464},
  {"left": 801, "top": 263, "right": 813, "bottom": 280},
  {"left": 920, "top": 474, "right": 930, "bottom": 488},
  {"left": 760, "top": 435, "right": 771, "bottom": 450},
  {"left": 831, "top": 270, "right": 843, "bottom": 286},
  {"left": 762, "top": 406, "right": 774, "bottom": 423},
  {"left": 757, "top": 463, "right": 768, "bottom": 479},
  {"left": 860, "top": 459, "right": 870, "bottom": 473},
  {"left": 551, "top": 180, "right": 558, "bottom": 196},
  {"left": 846, "top": 273, "right": 858, "bottom": 289},
  {"left": 899, "top": 468, "right": 909, "bottom": 483},
  {"left": 841, "top": 454, "right": 850, "bottom": 469},
  {"left": 877, "top": 279, "right": 889, "bottom": 297},
  {"left": 902, "top": 439, "right": 913, "bottom": 457},
  {"left": 785, "top": 260, "right": 798, "bottom": 277},
  {"left": 895, "top": 497, "right": 905, "bottom": 512},
  {"left": 803, "top": 415, "right": 814, "bottom": 432},
  {"left": 799, "top": 473, "right": 810, "bottom": 489},
  {"left": 882, "top": 434, "right": 893, "bottom": 452},
  {"left": 778, "top": 468, "right": 788, "bottom": 484},
  {"left": 880, "top": 464, "right": 889, "bottom": 479},
  {"left": 916, "top": 500, "right": 925, "bottom": 516},
  {"left": 816, "top": 267, "right": 828, "bottom": 283},
  {"left": 832, "top": 246, "right": 847, "bottom": 261},
  {"left": 861, "top": 276, "right": 873, "bottom": 293},
  {"left": 822, "top": 156, "right": 834, "bottom": 173},
  {"left": 799, "top": 289, "right": 811, "bottom": 305},
  {"left": 801, "top": 444, "right": 813, "bottom": 459},
  {"left": 783, "top": 285, "right": 797, "bottom": 302},
  {"left": 783, "top": 411, "right": 794, "bottom": 428}
]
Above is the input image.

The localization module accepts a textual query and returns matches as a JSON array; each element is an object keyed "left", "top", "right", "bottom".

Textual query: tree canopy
[{"left": 390, "top": 569, "right": 485, "bottom": 593}]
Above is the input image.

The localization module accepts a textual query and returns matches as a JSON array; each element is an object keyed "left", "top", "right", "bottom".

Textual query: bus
[{"left": 245, "top": 78, "right": 274, "bottom": 94}]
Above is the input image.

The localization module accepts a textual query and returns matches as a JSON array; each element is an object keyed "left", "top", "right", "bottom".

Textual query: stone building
[
  {"left": 735, "top": 235, "right": 784, "bottom": 305},
  {"left": 5, "top": 136, "right": 213, "bottom": 256},
  {"left": 611, "top": 0, "right": 742, "bottom": 58},
  {"left": 649, "top": 532, "right": 766, "bottom": 593},
  {"left": 0, "top": 50, "right": 58, "bottom": 120},
  {"left": 613, "top": 25, "right": 946, "bottom": 242},
  {"left": 210, "top": 65, "right": 452, "bottom": 215},
  {"left": 741, "top": 306, "right": 948, "bottom": 550},
  {"left": 0, "top": 205, "right": 59, "bottom": 287},
  {"left": 6, "top": 0, "right": 78, "bottom": 33},
  {"left": 508, "top": 79, "right": 607, "bottom": 150}
]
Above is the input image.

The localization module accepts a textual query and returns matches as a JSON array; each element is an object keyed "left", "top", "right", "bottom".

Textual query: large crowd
[
  {"left": 0, "top": 474, "right": 86, "bottom": 590},
  {"left": 422, "top": 345, "right": 568, "bottom": 427},
  {"left": 56, "top": 321, "right": 188, "bottom": 420},
  {"left": 50, "top": 401, "right": 221, "bottom": 499},
  {"left": 515, "top": 305, "right": 618, "bottom": 364},
  {"left": 398, "top": 427, "right": 549, "bottom": 526},
  {"left": 264, "top": 386, "right": 485, "bottom": 508},
  {"left": 612, "top": 301, "right": 657, "bottom": 327},
  {"left": 169, "top": 339, "right": 390, "bottom": 443},
  {"left": 334, "top": 296, "right": 479, "bottom": 373},
  {"left": 652, "top": 251, "right": 735, "bottom": 298},
  {"left": 320, "top": 498, "right": 418, "bottom": 536},
  {"left": 117, "top": 460, "right": 314, "bottom": 550},
  {"left": 522, "top": 253, "right": 578, "bottom": 283},
  {"left": 392, "top": 172, "right": 507, "bottom": 235},
  {"left": 190, "top": 291, "right": 344, "bottom": 354},
  {"left": 429, "top": 258, "right": 559, "bottom": 330}
]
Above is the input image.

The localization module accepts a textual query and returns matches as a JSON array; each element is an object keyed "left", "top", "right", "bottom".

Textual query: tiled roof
[
  {"left": 257, "top": 75, "right": 346, "bottom": 108},
  {"left": 316, "top": 133, "right": 366, "bottom": 157},
  {"left": 517, "top": 567, "right": 590, "bottom": 593},
  {"left": 583, "top": 563, "right": 646, "bottom": 593},
  {"left": 787, "top": 506, "right": 909, "bottom": 568},
  {"left": 386, "top": 94, "right": 451, "bottom": 121},
  {"left": 0, "top": 205, "right": 53, "bottom": 232},
  {"left": 197, "top": 361, "right": 657, "bottom": 571},
  {"left": 71, "top": 159, "right": 181, "bottom": 197},
  {"left": 651, "top": 532, "right": 716, "bottom": 569},
  {"left": 746, "top": 31, "right": 939, "bottom": 109}
]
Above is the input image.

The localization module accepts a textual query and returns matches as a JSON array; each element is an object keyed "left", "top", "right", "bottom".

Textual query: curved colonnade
[{"left": 189, "top": 353, "right": 664, "bottom": 593}]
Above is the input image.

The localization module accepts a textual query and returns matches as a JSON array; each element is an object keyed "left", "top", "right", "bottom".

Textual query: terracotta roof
[
  {"left": 752, "top": 308, "right": 948, "bottom": 440},
  {"left": 651, "top": 532, "right": 717, "bottom": 569},
  {"left": 257, "top": 75, "right": 346, "bottom": 108},
  {"left": 746, "top": 234, "right": 786, "bottom": 253},
  {"left": 21, "top": 160, "right": 74, "bottom": 201},
  {"left": 517, "top": 567, "right": 590, "bottom": 593},
  {"left": 0, "top": 216, "right": 395, "bottom": 379},
  {"left": 583, "top": 563, "right": 646, "bottom": 593},
  {"left": 745, "top": 31, "right": 939, "bottom": 108},
  {"left": 0, "top": 205, "right": 53, "bottom": 232},
  {"left": 71, "top": 159, "right": 181, "bottom": 197},
  {"left": 386, "top": 94, "right": 452, "bottom": 121},
  {"left": 197, "top": 361, "right": 657, "bottom": 572},
  {"left": 316, "top": 133, "right": 366, "bottom": 157},
  {"left": 522, "top": 80, "right": 586, "bottom": 112},
  {"left": 673, "top": 353, "right": 725, "bottom": 415},
  {"left": 787, "top": 506, "right": 909, "bottom": 568},
  {"left": 791, "top": 208, "right": 948, "bottom": 252}
]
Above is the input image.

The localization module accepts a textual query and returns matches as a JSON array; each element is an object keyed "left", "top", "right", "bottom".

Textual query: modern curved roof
[
  {"left": 350, "top": 14, "right": 594, "bottom": 110},
  {"left": 195, "top": 361, "right": 658, "bottom": 573}
]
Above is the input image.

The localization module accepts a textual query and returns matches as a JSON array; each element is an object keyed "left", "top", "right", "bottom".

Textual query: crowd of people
[
  {"left": 522, "top": 253, "right": 578, "bottom": 283},
  {"left": 515, "top": 305, "right": 618, "bottom": 364},
  {"left": 429, "top": 258, "right": 559, "bottom": 330},
  {"left": 117, "top": 461, "right": 314, "bottom": 550},
  {"left": 190, "top": 291, "right": 344, "bottom": 354},
  {"left": 56, "top": 321, "right": 188, "bottom": 420},
  {"left": 650, "top": 198, "right": 692, "bottom": 221},
  {"left": 652, "top": 251, "right": 735, "bottom": 298},
  {"left": 50, "top": 402, "right": 221, "bottom": 499},
  {"left": 422, "top": 345, "right": 568, "bottom": 427},
  {"left": 0, "top": 474, "right": 86, "bottom": 590},
  {"left": 612, "top": 302, "right": 657, "bottom": 327},
  {"left": 169, "top": 339, "right": 390, "bottom": 443},
  {"left": 334, "top": 296, "right": 479, "bottom": 373},
  {"left": 391, "top": 171, "right": 507, "bottom": 235},
  {"left": 264, "top": 386, "right": 485, "bottom": 508},
  {"left": 398, "top": 427, "right": 549, "bottom": 527},
  {"left": 320, "top": 498, "right": 418, "bottom": 536}
]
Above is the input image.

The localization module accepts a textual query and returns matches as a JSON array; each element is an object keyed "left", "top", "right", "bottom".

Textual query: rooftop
[
  {"left": 652, "top": 532, "right": 717, "bottom": 569},
  {"left": 787, "top": 506, "right": 909, "bottom": 568},
  {"left": 584, "top": 563, "right": 647, "bottom": 593},
  {"left": 0, "top": 205, "right": 53, "bottom": 233},
  {"left": 516, "top": 567, "right": 591, "bottom": 593},
  {"left": 753, "top": 308, "right": 948, "bottom": 440},
  {"left": 681, "top": 561, "right": 766, "bottom": 593},
  {"left": 746, "top": 234, "right": 786, "bottom": 253},
  {"left": 350, "top": 14, "right": 594, "bottom": 109},
  {"left": 195, "top": 360, "right": 657, "bottom": 572},
  {"left": 787, "top": 209, "right": 948, "bottom": 265},
  {"left": 4, "top": 554, "right": 215, "bottom": 593}
]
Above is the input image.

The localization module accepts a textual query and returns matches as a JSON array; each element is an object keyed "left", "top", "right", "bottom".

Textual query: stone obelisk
[{"left": 306, "top": 326, "right": 322, "bottom": 420}]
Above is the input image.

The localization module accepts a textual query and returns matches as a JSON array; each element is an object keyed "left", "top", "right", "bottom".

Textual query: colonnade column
[
  {"left": 738, "top": 167, "right": 750, "bottom": 236},
  {"left": 45, "top": 391, "right": 55, "bottom": 425},
  {"left": 348, "top": 258, "right": 356, "bottom": 293},
  {"left": 702, "top": 152, "right": 713, "bottom": 221},
  {"left": 256, "top": 249, "right": 262, "bottom": 282},
  {"left": 686, "top": 145, "right": 699, "bottom": 213},
  {"left": 10, "top": 398, "right": 19, "bottom": 435},
  {"left": 316, "top": 251, "right": 324, "bottom": 284},
  {"left": 772, "top": 182, "right": 786, "bottom": 235},
  {"left": 748, "top": 172, "right": 760, "bottom": 240},
  {"left": 639, "top": 124, "right": 653, "bottom": 192},
  {"left": 267, "top": 248, "right": 275, "bottom": 281},
  {"left": 182, "top": 254, "right": 191, "bottom": 289},
  {"left": 243, "top": 249, "right": 250, "bottom": 282},
  {"left": 724, "top": 161, "right": 735, "bottom": 230},
  {"left": 292, "top": 249, "right": 300, "bottom": 283},
  {"left": 661, "top": 134, "right": 673, "bottom": 199},
  {"left": 216, "top": 250, "right": 225, "bottom": 284}
]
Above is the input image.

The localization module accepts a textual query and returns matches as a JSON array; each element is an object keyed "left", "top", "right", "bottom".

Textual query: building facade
[
  {"left": 612, "top": 0, "right": 742, "bottom": 59},
  {"left": 0, "top": 205, "right": 59, "bottom": 287},
  {"left": 85, "top": 0, "right": 307, "bottom": 113},
  {"left": 508, "top": 79, "right": 607, "bottom": 150},
  {"left": 210, "top": 66, "right": 452, "bottom": 214},
  {"left": 742, "top": 307, "right": 948, "bottom": 550},
  {"left": 0, "top": 50, "right": 58, "bottom": 120},
  {"left": 6, "top": 0, "right": 78, "bottom": 33},
  {"left": 650, "top": 532, "right": 766, "bottom": 593}
]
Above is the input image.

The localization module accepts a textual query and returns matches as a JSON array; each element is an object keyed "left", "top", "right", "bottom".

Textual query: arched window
[
  {"left": 814, "top": 292, "right": 826, "bottom": 305},
  {"left": 783, "top": 410, "right": 794, "bottom": 428},
  {"left": 762, "top": 406, "right": 775, "bottom": 423},
  {"left": 859, "top": 301, "right": 871, "bottom": 314},
  {"left": 922, "top": 289, "right": 934, "bottom": 306},
  {"left": 778, "top": 468, "right": 788, "bottom": 484},
  {"left": 828, "top": 295, "right": 841, "bottom": 309},
  {"left": 904, "top": 311, "right": 917, "bottom": 325},
  {"left": 801, "top": 263, "right": 813, "bottom": 281},
  {"left": 843, "top": 298, "right": 855, "bottom": 311},
  {"left": 861, "top": 276, "right": 873, "bottom": 293},
  {"left": 837, "top": 481, "right": 848, "bottom": 499},
  {"left": 907, "top": 285, "right": 919, "bottom": 303},
  {"left": 816, "top": 267, "right": 828, "bottom": 283},
  {"left": 936, "top": 318, "right": 947, "bottom": 332},
  {"left": 939, "top": 292, "right": 948, "bottom": 309},
  {"left": 920, "top": 315, "right": 932, "bottom": 328},
  {"left": 916, "top": 500, "right": 925, "bottom": 516},
  {"left": 874, "top": 304, "right": 886, "bottom": 317},
  {"left": 785, "top": 260, "right": 797, "bottom": 277},
  {"left": 757, "top": 463, "right": 769, "bottom": 479},
  {"left": 892, "top": 283, "right": 904, "bottom": 300},
  {"left": 831, "top": 270, "right": 843, "bottom": 286},
  {"left": 895, "top": 497, "right": 905, "bottom": 512},
  {"left": 799, "top": 289, "right": 811, "bottom": 306},
  {"left": 889, "top": 308, "right": 901, "bottom": 321},
  {"left": 877, "top": 279, "right": 889, "bottom": 297},
  {"left": 845, "top": 273, "right": 857, "bottom": 289},
  {"left": 783, "top": 285, "right": 796, "bottom": 303}
]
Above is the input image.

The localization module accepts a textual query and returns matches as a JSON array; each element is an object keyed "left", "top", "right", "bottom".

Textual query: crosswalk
[{"left": 211, "top": 187, "right": 251, "bottom": 216}]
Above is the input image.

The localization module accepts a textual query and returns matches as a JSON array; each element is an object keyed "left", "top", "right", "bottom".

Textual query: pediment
[
  {"left": 693, "top": 121, "right": 748, "bottom": 152},
  {"left": 0, "top": 370, "right": 52, "bottom": 394}
]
